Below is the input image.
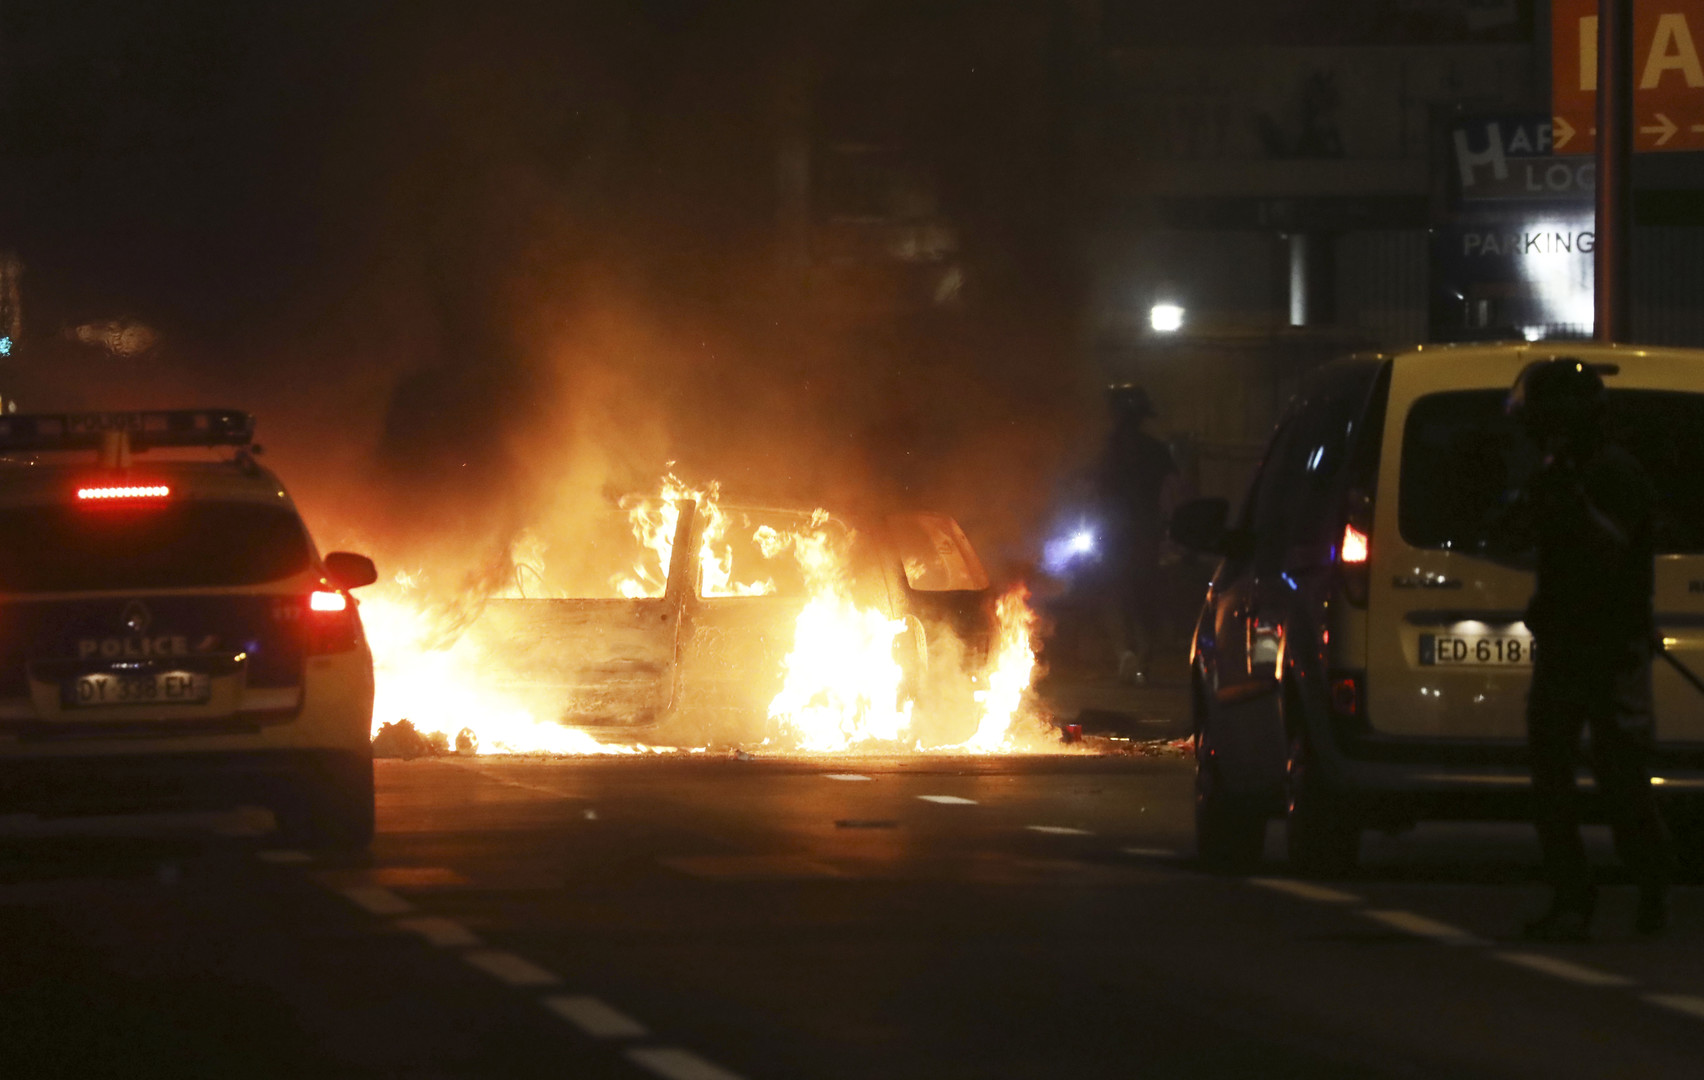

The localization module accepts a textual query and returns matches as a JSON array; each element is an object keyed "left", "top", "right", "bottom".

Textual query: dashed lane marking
[
  {"left": 917, "top": 795, "right": 977, "bottom": 805},
  {"left": 1361, "top": 909, "right": 1487, "bottom": 947},
  {"left": 340, "top": 886, "right": 415, "bottom": 916},
  {"left": 823, "top": 773, "right": 871, "bottom": 781},
  {"left": 543, "top": 995, "right": 648, "bottom": 1038},
  {"left": 395, "top": 916, "right": 483, "bottom": 948},
  {"left": 1249, "top": 878, "right": 1361, "bottom": 904},
  {"left": 1644, "top": 993, "right": 1704, "bottom": 1021},
  {"left": 1025, "top": 825, "right": 1093, "bottom": 836},
  {"left": 626, "top": 1047, "right": 747, "bottom": 1080},
  {"left": 255, "top": 849, "right": 313, "bottom": 864},
  {"left": 1493, "top": 952, "right": 1636, "bottom": 987},
  {"left": 363, "top": 866, "right": 469, "bottom": 887},
  {"left": 1119, "top": 846, "right": 1178, "bottom": 859},
  {"left": 461, "top": 949, "right": 562, "bottom": 987}
]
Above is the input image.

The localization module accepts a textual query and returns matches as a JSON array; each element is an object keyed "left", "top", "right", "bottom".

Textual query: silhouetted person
[
  {"left": 1499, "top": 359, "right": 1673, "bottom": 940},
  {"left": 1096, "top": 385, "right": 1178, "bottom": 684}
]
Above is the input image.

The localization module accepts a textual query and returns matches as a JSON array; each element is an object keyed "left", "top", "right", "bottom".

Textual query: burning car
[
  {"left": 365, "top": 476, "right": 1047, "bottom": 754},
  {"left": 463, "top": 490, "right": 1000, "bottom": 748}
]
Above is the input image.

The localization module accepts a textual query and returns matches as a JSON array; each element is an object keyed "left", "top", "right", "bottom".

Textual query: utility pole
[{"left": 1595, "top": 0, "right": 1633, "bottom": 342}]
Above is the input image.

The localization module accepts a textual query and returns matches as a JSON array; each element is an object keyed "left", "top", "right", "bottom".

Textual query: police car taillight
[
  {"left": 77, "top": 484, "right": 171, "bottom": 501},
  {"left": 305, "top": 590, "right": 360, "bottom": 653}
]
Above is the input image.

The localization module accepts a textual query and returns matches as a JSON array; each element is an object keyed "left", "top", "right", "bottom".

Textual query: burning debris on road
[{"left": 363, "top": 476, "right": 1060, "bottom": 757}]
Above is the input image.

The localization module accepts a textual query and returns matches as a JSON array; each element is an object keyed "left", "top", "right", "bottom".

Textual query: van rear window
[
  {"left": 0, "top": 502, "right": 314, "bottom": 592},
  {"left": 1399, "top": 388, "right": 1704, "bottom": 554}
]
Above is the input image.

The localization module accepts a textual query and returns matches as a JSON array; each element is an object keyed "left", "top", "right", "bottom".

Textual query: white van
[{"left": 1172, "top": 343, "right": 1704, "bottom": 876}]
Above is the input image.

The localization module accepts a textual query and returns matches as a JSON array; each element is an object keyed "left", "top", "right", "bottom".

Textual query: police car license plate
[
  {"left": 68, "top": 671, "right": 212, "bottom": 707},
  {"left": 1419, "top": 631, "right": 1535, "bottom": 667}
]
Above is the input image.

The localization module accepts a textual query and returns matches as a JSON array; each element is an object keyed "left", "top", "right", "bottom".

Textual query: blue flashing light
[
  {"left": 1043, "top": 522, "right": 1101, "bottom": 575},
  {"left": 0, "top": 336, "right": 11, "bottom": 356}
]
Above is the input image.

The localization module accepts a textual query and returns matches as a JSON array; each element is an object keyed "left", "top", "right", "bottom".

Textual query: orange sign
[{"left": 1553, "top": 0, "right": 1704, "bottom": 153}]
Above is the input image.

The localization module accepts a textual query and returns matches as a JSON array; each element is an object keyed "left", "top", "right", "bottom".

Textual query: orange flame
[
  {"left": 956, "top": 585, "right": 1042, "bottom": 752},
  {"left": 362, "top": 583, "right": 669, "bottom": 755},
  {"left": 615, "top": 474, "right": 778, "bottom": 598}
]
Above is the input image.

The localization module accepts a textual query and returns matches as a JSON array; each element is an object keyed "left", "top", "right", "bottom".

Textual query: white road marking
[
  {"left": 1025, "top": 825, "right": 1092, "bottom": 835},
  {"left": 823, "top": 773, "right": 871, "bottom": 781},
  {"left": 340, "top": 886, "right": 415, "bottom": 916},
  {"left": 1493, "top": 952, "right": 1635, "bottom": 987},
  {"left": 1361, "top": 909, "right": 1487, "bottom": 947},
  {"left": 543, "top": 994, "right": 648, "bottom": 1037},
  {"left": 917, "top": 795, "right": 977, "bottom": 805},
  {"left": 462, "top": 949, "right": 561, "bottom": 987},
  {"left": 626, "top": 1047, "right": 747, "bottom": 1080},
  {"left": 395, "top": 916, "right": 483, "bottom": 948},
  {"left": 255, "top": 849, "right": 313, "bottom": 864},
  {"left": 1119, "top": 846, "right": 1178, "bottom": 859},
  {"left": 1249, "top": 878, "right": 1361, "bottom": 904},
  {"left": 1644, "top": 993, "right": 1704, "bottom": 1021}
]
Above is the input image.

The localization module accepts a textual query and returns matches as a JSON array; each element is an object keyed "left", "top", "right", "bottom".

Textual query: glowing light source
[
  {"left": 1341, "top": 523, "right": 1369, "bottom": 564},
  {"left": 309, "top": 590, "right": 348, "bottom": 612},
  {"left": 0, "top": 337, "right": 11, "bottom": 356},
  {"left": 76, "top": 484, "right": 170, "bottom": 501},
  {"left": 1149, "top": 303, "right": 1185, "bottom": 333},
  {"left": 1068, "top": 530, "right": 1095, "bottom": 555}
]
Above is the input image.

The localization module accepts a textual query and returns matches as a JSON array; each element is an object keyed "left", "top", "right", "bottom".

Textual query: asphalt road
[{"left": 4, "top": 750, "right": 1704, "bottom": 1079}]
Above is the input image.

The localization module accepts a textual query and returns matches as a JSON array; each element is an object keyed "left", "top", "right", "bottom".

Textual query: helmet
[
  {"left": 1108, "top": 383, "right": 1154, "bottom": 420},
  {"left": 1506, "top": 358, "right": 1604, "bottom": 439}
]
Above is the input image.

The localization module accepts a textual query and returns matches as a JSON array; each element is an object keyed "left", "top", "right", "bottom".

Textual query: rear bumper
[{"left": 0, "top": 747, "right": 368, "bottom": 817}]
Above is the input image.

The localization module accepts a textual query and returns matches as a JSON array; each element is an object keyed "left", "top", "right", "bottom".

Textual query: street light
[{"left": 1149, "top": 303, "right": 1184, "bottom": 333}]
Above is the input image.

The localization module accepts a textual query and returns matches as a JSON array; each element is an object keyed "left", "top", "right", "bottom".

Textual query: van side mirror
[
  {"left": 1170, "top": 497, "right": 1230, "bottom": 554},
  {"left": 325, "top": 551, "right": 379, "bottom": 590}
]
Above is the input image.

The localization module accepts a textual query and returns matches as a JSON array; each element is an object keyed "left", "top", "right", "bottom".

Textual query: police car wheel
[
  {"left": 276, "top": 754, "right": 375, "bottom": 851},
  {"left": 1194, "top": 724, "right": 1266, "bottom": 873},
  {"left": 1285, "top": 730, "right": 1359, "bottom": 878}
]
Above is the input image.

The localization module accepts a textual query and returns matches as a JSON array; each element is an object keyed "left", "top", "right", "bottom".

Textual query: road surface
[{"left": 3, "top": 750, "right": 1702, "bottom": 1078}]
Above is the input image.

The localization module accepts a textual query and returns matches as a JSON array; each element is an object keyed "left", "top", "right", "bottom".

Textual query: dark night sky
[{"left": 0, "top": 1, "right": 1099, "bottom": 584}]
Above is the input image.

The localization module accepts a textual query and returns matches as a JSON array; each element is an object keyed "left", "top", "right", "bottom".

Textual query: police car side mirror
[
  {"left": 325, "top": 551, "right": 378, "bottom": 590},
  {"left": 1171, "top": 497, "right": 1231, "bottom": 555}
]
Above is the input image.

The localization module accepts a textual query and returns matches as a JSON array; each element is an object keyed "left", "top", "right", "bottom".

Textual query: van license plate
[
  {"left": 1419, "top": 632, "right": 1535, "bottom": 667},
  {"left": 68, "top": 672, "right": 212, "bottom": 707}
]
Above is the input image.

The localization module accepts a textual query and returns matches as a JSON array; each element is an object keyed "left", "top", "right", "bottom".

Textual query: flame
[
  {"left": 361, "top": 474, "right": 1060, "bottom": 757},
  {"left": 766, "top": 589, "right": 914, "bottom": 751},
  {"left": 614, "top": 474, "right": 777, "bottom": 599},
  {"left": 955, "top": 585, "right": 1042, "bottom": 752},
  {"left": 361, "top": 588, "right": 666, "bottom": 755}
]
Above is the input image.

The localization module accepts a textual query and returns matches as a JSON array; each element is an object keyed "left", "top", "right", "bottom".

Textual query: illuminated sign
[
  {"left": 1451, "top": 116, "right": 1595, "bottom": 203},
  {"left": 1553, "top": 0, "right": 1704, "bottom": 153}
]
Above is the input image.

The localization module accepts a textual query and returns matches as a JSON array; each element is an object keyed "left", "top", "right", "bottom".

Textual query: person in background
[
  {"left": 1096, "top": 384, "right": 1179, "bottom": 685},
  {"left": 1499, "top": 358, "right": 1673, "bottom": 940}
]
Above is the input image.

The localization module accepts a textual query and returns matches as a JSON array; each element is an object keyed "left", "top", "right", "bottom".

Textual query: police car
[
  {"left": 0, "top": 410, "right": 378, "bottom": 847},
  {"left": 1172, "top": 343, "right": 1704, "bottom": 876}
]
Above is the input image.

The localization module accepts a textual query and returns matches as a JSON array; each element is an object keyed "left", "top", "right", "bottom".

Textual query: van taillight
[
  {"left": 1327, "top": 670, "right": 1369, "bottom": 740},
  {"left": 1340, "top": 523, "right": 1368, "bottom": 564},
  {"left": 1338, "top": 522, "right": 1370, "bottom": 607}
]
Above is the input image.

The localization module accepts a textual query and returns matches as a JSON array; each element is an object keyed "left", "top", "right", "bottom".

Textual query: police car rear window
[
  {"left": 0, "top": 502, "right": 314, "bottom": 592},
  {"left": 1399, "top": 388, "right": 1704, "bottom": 554}
]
